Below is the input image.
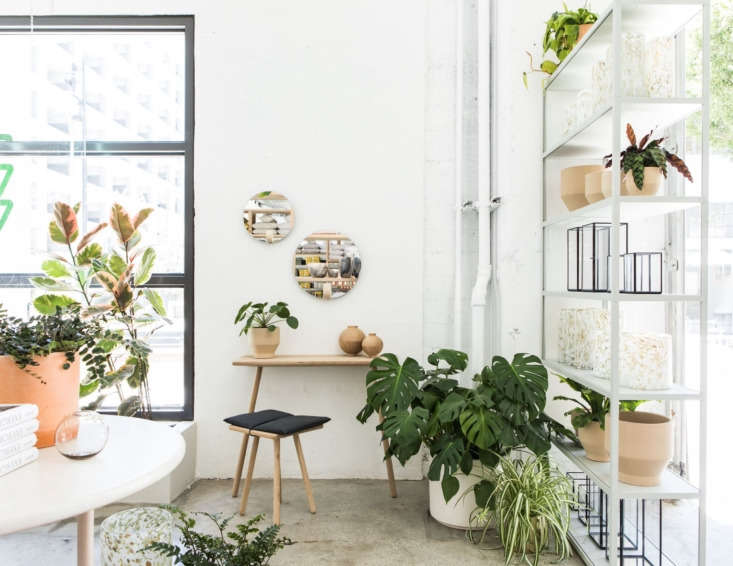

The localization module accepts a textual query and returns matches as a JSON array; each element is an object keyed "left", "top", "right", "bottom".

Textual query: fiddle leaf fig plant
[
  {"left": 234, "top": 302, "right": 298, "bottom": 335},
  {"left": 32, "top": 201, "right": 168, "bottom": 418},
  {"left": 357, "top": 350, "right": 559, "bottom": 504},
  {"left": 553, "top": 374, "right": 643, "bottom": 430},
  {"left": 603, "top": 123, "right": 694, "bottom": 191}
]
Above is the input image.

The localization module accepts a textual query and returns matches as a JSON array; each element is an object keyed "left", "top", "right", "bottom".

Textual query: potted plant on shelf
[
  {"left": 32, "top": 202, "right": 168, "bottom": 418},
  {"left": 603, "top": 123, "right": 693, "bottom": 196},
  {"left": 523, "top": 3, "right": 598, "bottom": 86},
  {"left": 0, "top": 304, "right": 108, "bottom": 446},
  {"left": 553, "top": 375, "right": 642, "bottom": 462},
  {"left": 234, "top": 302, "right": 298, "bottom": 358},
  {"left": 356, "top": 350, "right": 568, "bottom": 529},
  {"left": 468, "top": 452, "right": 574, "bottom": 566}
]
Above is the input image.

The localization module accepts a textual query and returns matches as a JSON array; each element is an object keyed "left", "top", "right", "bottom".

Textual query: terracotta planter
[
  {"left": 561, "top": 165, "right": 603, "bottom": 210},
  {"left": 577, "top": 23, "right": 593, "bottom": 43},
  {"left": 249, "top": 327, "right": 280, "bottom": 359},
  {"left": 361, "top": 333, "right": 383, "bottom": 357},
  {"left": 0, "top": 353, "right": 80, "bottom": 448},
  {"left": 577, "top": 421, "right": 609, "bottom": 462},
  {"left": 584, "top": 170, "right": 607, "bottom": 204},
  {"left": 622, "top": 166, "right": 663, "bottom": 195},
  {"left": 338, "top": 325, "right": 365, "bottom": 355},
  {"left": 605, "top": 411, "right": 673, "bottom": 486}
]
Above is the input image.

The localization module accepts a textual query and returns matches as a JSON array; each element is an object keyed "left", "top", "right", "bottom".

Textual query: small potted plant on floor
[
  {"left": 32, "top": 201, "right": 169, "bottom": 417},
  {"left": 0, "top": 304, "right": 108, "bottom": 447},
  {"left": 234, "top": 302, "right": 298, "bottom": 358},
  {"left": 357, "top": 350, "right": 569, "bottom": 529},
  {"left": 553, "top": 375, "right": 642, "bottom": 462},
  {"left": 603, "top": 123, "right": 693, "bottom": 195},
  {"left": 468, "top": 451, "right": 575, "bottom": 566}
]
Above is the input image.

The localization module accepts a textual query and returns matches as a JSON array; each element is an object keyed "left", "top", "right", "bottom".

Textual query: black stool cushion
[
  {"left": 224, "top": 409, "right": 292, "bottom": 429},
  {"left": 254, "top": 415, "right": 331, "bottom": 435}
]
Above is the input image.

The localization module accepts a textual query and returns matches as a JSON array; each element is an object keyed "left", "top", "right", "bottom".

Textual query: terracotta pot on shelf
[
  {"left": 561, "top": 165, "right": 603, "bottom": 210},
  {"left": 361, "top": 333, "right": 383, "bottom": 357},
  {"left": 249, "top": 327, "right": 280, "bottom": 359},
  {"left": 577, "top": 23, "right": 593, "bottom": 43},
  {"left": 577, "top": 421, "right": 609, "bottom": 462},
  {"left": 0, "top": 353, "right": 80, "bottom": 448},
  {"left": 339, "top": 326, "right": 365, "bottom": 355},
  {"left": 622, "top": 166, "right": 663, "bottom": 196},
  {"left": 605, "top": 411, "right": 673, "bottom": 486}
]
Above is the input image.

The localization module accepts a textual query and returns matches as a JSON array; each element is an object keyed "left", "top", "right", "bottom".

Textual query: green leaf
[
  {"left": 144, "top": 289, "right": 167, "bottom": 316},
  {"left": 135, "top": 247, "right": 156, "bottom": 285},
  {"left": 474, "top": 478, "right": 496, "bottom": 509},
  {"left": 460, "top": 404, "right": 502, "bottom": 450},
  {"left": 33, "top": 294, "right": 77, "bottom": 315},
  {"left": 79, "top": 379, "right": 99, "bottom": 397},
  {"left": 42, "top": 259, "right": 70, "bottom": 278},
  {"left": 49, "top": 221, "right": 67, "bottom": 244},
  {"left": 77, "top": 242, "right": 103, "bottom": 265},
  {"left": 441, "top": 474, "right": 460, "bottom": 502},
  {"left": 286, "top": 316, "right": 298, "bottom": 329},
  {"left": 30, "top": 276, "right": 75, "bottom": 293},
  {"left": 118, "top": 395, "right": 141, "bottom": 416},
  {"left": 427, "top": 436, "right": 464, "bottom": 483},
  {"left": 379, "top": 406, "right": 429, "bottom": 464},
  {"left": 363, "top": 354, "right": 422, "bottom": 416},
  {"left": 109, "top": 203, "right": 135, "bottom": 243},
  {"left": 436, "top": 391, "right": 467, "bottom": 424},
  {"left": 94, "top": 271, "right": 117, "bottom": 293},
  {"left": 490, "top": 353, "right": 547, "bottom": 420},
  {"left": 108, "top": 254, "right": 127, "bottom": 278},
  {"left": 522, "top": 72, "right": 528, "bottom": 89},
  {"left": 540, "top": 60, "right": 557, "bottom": 74}
]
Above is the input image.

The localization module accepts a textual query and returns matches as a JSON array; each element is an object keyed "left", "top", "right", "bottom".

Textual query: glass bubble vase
[{"left": 55, "top": 411, "right": 109, "bottom": 459}]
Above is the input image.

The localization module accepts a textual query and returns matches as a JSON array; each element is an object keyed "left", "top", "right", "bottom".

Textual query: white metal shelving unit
[{"left": 540, "top": 2, "right": 709, "bottom": 565}]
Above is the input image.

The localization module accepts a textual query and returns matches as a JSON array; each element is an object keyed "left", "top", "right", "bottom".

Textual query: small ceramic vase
[
  {"left": 339, "top": 325, "right": 365, "bottom": 355},
  {"left": 361, "top": 333, "right": 383, "bottom": 357}
]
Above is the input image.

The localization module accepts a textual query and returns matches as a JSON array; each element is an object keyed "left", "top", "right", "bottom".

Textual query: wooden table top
[{"left": 232, "top": 354, "right": 375, "bottom": 367}]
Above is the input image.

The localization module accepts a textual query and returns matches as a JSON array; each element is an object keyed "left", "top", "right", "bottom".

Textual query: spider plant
[{"left": 469, "top": 452, "right": 574, "bottom": 566}]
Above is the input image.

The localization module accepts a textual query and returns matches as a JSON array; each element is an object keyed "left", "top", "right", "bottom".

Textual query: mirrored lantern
[
  {"left": 294, "top": 232, "right": 361, "bottom": 300},
  {"left": 243, "top": 191, "right": 294, "bottom": 243},
  {"left": 622, "top": 252, "right": 663, "bottom": 294},
  {"left": 567, "top": 222, "right": 628, "bottom": 292}
]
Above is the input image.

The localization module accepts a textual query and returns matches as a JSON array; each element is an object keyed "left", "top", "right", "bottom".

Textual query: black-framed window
[{"left": 0, "top": 16, "right": 194, "bottom": 420}]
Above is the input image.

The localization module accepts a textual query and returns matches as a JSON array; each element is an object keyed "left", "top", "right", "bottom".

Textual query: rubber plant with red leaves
[
  {"left": 604, "top": 123, "right": 694, "bottom": 191},
  {"left": 32, "top": 202, "right": 168, "bottom": 418}
]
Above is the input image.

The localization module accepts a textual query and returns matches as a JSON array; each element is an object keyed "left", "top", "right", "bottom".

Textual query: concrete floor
[{"left": 0, "top": 479, "right": 582, "bottom": 565}]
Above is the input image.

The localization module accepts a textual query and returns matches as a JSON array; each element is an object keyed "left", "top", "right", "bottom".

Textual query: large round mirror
[
  {"left": 294, "top": 232, "right": 361, "bottom": 300},
  {"left": 243, "top": 191, "right": 294, "bottom": 243}
]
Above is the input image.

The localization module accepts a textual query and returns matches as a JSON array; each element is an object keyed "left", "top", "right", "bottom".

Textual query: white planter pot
[{"left": 428, "top": 461, "right": 483, "bottom": 529}]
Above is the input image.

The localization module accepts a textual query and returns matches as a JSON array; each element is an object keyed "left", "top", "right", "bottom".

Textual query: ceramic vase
[
  {"left": 584, "top": 169, "right": 607, "bottom": 203},
  {"left": 339, "top": 325, "right": 365, "bottom": 355},
  {"left": 560, "top": 165, "right": 603, "bottom": 211},
  {"left": 577, "top": 421, "right": 609, "bottom": 462},
  {"left": 606, "top": 412, "right": 673, "bottom": 486},
  {"left": 249, "top": 327, "right": 280, "bottom": 359},
  {"left": 0, "top": 353, "right": 80, "bottom": 447},
  {"left": 361, "top": 333, "right": 383, "bottom": 357}
]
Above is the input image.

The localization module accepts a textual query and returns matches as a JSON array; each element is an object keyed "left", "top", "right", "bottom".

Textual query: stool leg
[
  {"left": 239, "top": 436, "right": 259, "bottom": 515},
  {"left": 232, "top": 432, "right": 249, "bottom": 497},
  {"left": 273, "top": 437, "right": 281, "bottom": 525},
  {"left": 293, "top": 434, "right": 316, "bottom": 514}
]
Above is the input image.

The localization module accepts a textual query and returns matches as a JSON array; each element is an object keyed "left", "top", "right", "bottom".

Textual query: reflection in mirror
[
  {"left": 294, "top": 232, "right": 361, "bottom": 300},
  {"left": 243, "top": 191, "right": 294, "bottom": 243}
]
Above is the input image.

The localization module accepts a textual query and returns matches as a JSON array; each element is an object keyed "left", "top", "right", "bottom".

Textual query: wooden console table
[{"left": 231, "top": 355, "right": 397, "bottom": 498}]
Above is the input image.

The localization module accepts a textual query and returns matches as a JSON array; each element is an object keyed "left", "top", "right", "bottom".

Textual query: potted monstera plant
[
  {"left": 31, "top": 202, "right": 168, "bottom": 418},
  {"left": 357, "top": 350, "right": 561, "bottom": 529}
]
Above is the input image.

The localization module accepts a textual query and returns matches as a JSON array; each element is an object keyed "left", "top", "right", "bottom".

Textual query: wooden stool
[{"left": 224, "top": 409, "right": 330, "bottom": 525}]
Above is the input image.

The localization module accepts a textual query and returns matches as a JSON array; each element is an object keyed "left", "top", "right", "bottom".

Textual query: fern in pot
[
  {"left": 469, "top": 452, "right": 575, "bottom": 566},
  {"left": 234, "top": 302, "right": 298, "bottom": 359}
]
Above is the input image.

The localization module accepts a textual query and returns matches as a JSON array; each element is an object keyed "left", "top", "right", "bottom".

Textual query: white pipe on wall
[
  {"left": 470, "top": 0, "right": 492, "bottom": 377},
  {"left": 453, "top": 0, "right": 464, "bottom": 352}
]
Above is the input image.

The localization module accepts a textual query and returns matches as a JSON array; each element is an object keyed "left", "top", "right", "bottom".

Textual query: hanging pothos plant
[{"left": 32, "top": 202, "right": 169, "bottom": 417}]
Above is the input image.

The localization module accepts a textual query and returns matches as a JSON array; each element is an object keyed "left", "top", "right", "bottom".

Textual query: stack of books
[{"left": 0, "top": 404, "right": 39, "bottom": 477}]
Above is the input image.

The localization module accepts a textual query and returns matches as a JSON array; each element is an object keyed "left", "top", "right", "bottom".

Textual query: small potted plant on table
[{"left": 234, "top": 302, "right": 298, "bottom": 358}]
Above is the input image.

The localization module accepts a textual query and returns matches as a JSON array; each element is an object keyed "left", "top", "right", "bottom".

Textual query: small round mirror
[
  {"left": 243, "top": 191, "right": 294, "bottom": 243},
  {"left": 294, "top": 232, "right": 361, "bottom": 300}
]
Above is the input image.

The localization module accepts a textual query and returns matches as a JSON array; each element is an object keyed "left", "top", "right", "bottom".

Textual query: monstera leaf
[
  {"left": 378, "top": 406, "right": 429, "bottom": 465},
  {"left": 357, "top": 354, "right": 423, "bottom": 422},
  {"left": 489, "top": 353, "right": 547, "bottom": 421}
]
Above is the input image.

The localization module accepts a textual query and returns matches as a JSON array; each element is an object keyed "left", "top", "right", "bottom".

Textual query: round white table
[{"left": 0, "top": 415, "right": 185, "bottom": 566}]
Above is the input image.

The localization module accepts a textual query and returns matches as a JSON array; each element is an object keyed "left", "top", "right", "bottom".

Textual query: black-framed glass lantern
[
  {"left": 622, "top": 252, "right": 663, "bottom": 294},
  {"left": 567, "top": 222, "right": 628, "bottom": 292}
]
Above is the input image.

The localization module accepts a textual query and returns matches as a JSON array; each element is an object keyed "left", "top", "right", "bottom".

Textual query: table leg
[
  {"left": 378, "top": 411, "right": 398, "bottom": 498},
  {"left": 76, "top": 510, "right": 94, "bottom": 566},
  {"left": 231, "top": 366, "right": 263, "bottom": 497}
]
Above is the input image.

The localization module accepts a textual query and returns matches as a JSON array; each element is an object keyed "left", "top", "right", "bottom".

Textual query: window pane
[
  {"left": 0, "top": 33, "right": 185, "bottom": 141},
  {"left": 0, "top": 155, "right": 184, "bottom": 273}
]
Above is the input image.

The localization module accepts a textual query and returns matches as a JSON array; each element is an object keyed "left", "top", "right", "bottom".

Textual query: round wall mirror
[
  {"left": 243, "top": 191, "right": 294, "bottom": 243},
  {"left": 294, "top": 232, "right": 361, "bottom": 300}
]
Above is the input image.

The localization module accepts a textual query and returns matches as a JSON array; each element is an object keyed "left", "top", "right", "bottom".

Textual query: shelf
[
  {"left": 553, "top": 438, "right": 699, "bottom": 500},
  {"left": 545, "top": 359, "right": 700, "bottom": 401},
  {"left": 295, "top": 276, "right": 355, "bottom": 283},
  {"left": 546, "top": 1, "right": 703, "bottom": 92},
  {"left": 543, "top": 291, "right": 703, "bottom": 302},
  {"left": 243, "top": 208, "right": 293, "bottom": 215},
  {"left": 543, "top": 195, "right": 701, "bottom": 228},
  {"left": 543, "top": 99, "right": 702, "bottom": 159}
]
